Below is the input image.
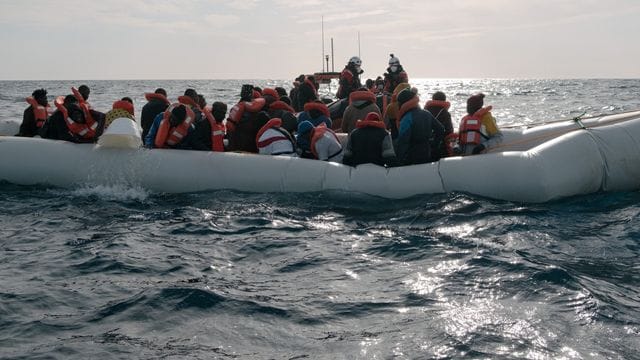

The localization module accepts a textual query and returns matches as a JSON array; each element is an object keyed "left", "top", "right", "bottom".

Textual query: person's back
[
  {"left": 394, "top": 89, "right": 444, "bottom": 165},
  {"left": 42, "top": 95, "right": 94, "bottom": 143},
  {"left": 298, "top": 76, "right": 318, "bottom": 107},
  {"left": 384, "top": 83, "right": 411, "bottom": 139},
  {"left": 311, "top": 123, "right": 343, "bottom": 163},
  {"left": 341, "top": 90, "right": 381, "bottom": 133},
  {"left": 256, "top": 118, "right": 296, "bottom": 156},
  {"left": 141, "top": 89, "right": 170, "bottom": 140},
  {"left": 149, "top": 103, "right": 198, "bottom": 150},
  {"left": 104, "top": 98, "right": 135, "bottom": 131},
  {"left": 226, "top": 84, "right": 266, "bottom": 152},
  {"left": 17, "top": 89, "right": 49, "bottom": 137},
  {"left": 343, "top": 112, "right": 396, "bottom": 167},
  {"left": 424, "top": 91, "right": 453, "bottom": 160}
]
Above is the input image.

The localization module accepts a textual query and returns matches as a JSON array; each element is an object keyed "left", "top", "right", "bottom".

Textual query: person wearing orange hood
[
  {"left": 457, "top": 93, "right": 502, "bottom": 155},
  {"left": 342, "top": 112, "right": 396, "bottom": 167}
]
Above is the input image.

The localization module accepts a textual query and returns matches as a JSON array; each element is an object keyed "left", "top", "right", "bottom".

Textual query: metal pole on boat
[
  {"left": 358, "top": 31, "right": 361, "bottom": 58},
  {"left": 322, "top": 16, "right": 325, "bottom": 72},
  {"left": 331, "top": 38, "right": 335, "bottom": 72}
]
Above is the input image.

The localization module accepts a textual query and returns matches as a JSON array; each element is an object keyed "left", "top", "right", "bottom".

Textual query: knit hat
[
  {"left": 297, "top": 120, "right": 314, "bottom": 134},
  {"left": 467, "top": 93, "right": 485, "bottom": 114},
  {"left": 432, "top": 91, "right": 446, "bottom": 101},
  {"left": 363, "top": 112, "right": 382, "bottom": 122},
  {"left": 397, "top": 88, "right": 415, "bottom": 106}
]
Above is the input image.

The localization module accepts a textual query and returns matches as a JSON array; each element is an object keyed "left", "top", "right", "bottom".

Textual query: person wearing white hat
[{"left": 383, "top": 54, "right": 409, "bottom": 94}]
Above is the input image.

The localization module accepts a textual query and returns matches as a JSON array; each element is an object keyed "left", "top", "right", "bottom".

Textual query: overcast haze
[{"left": 1, "top": 0, "right": 639, "bottom": 80}]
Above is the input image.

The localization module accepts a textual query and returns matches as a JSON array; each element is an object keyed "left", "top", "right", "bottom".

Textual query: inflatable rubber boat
[{"left": 1, "top": 111, "right": 639, "bottom": 203}]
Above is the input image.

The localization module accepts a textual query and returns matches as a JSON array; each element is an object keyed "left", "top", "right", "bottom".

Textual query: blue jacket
[
  {"left": 394, "top": 107, "right": 444, "bottom": 165},
  {"left": 297, "top": 111, "right": 332, "bottom": 128}
]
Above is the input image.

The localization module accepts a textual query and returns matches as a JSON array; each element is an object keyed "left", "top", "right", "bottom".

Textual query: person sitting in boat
[
  {"left": 146, "top": 103, "right": 199, "bottom": 150},
  {"left": 103, "top": 97, "right": 135, "bottom": 130},
  {"left": 256, "top": 117, "right": 296, "bottom": 156},
  {"left": 263, "top": 88, "right": 298, "bottom": 135},
  {"left": 296, "top": 120, "right": 343, "bottom": 162},
  {"left": 298, "top": 75, "right": 319, "bottom": 107},
  {"left": 457, "top": 93, "right": 503, "bottom": 155},
  {"left": 383, "top": 54, "right": 409, "bottom": 94},
  {"left": 393, "top": 88, "right": 445, "bottom": 165},
  {"left": 16, "top": 88, "right": 49, "bottom": 137},
  {"left": 341, "top": 88, "right": 381, "bottom": 133},
  {"left": 40, "top": 94, "right": 100, "bottom": 143},
  {"left": 178, "top": 89, "right": 213, "bottom": 150},
  {"left": 275, "top": 87, "right": 288, "bottom": 98},
  {"left": 424, "top": 91, "right": 454, "bottom": 160},
  {"left": 384, "top": 83, "right": 411, "bottom": 139},
  {"left": 343, "top": 112, "right": 396, "bottom": 167},
  {"left": 226, "top": 84, "right": 267, "bottom": 152},
  {"left": 141, "top": 88, "right": 170, "bottom": 141},
  {"left": 71, "top": 85, "right": 105, "bottom": 135},
  {"left": 297, "top": 100, "right": 332, "bottom": 128},
  {"left": 77, "top": 85, "right": 90, "bottom": 102},
  {"left": 336, "top": 56, "right": 363, "bottom": 100},
  {"left": 202, "top": 101, "right": 227, "bottom": 152}
]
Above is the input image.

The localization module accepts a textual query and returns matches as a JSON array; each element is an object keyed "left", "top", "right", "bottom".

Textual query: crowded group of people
[{"left": 15, "top": 54, "right": 502, "bottom": 168}]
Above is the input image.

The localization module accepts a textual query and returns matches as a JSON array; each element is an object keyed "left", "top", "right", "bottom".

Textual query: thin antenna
[
  {"left": 358, "top": 31, "right": 361, "bottom": 58},
  {"left": 321, "top": 16, "right": 325, "bottom": 72},
  {"left": 331, "top": 38, "right": 335, "bottom": 72}
]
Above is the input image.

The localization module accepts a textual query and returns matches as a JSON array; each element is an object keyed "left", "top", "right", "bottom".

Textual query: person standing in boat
[
  {"left": 296, "top": 120, "right": 343, "bottom": 162},
  {"left": 393, "top": 88, "right": 445, "bottom": 165},
  {"left": 457, "top": 93, "right": 503, "bottom": 155},
  {"left": 343, "top": 112, "right": 396, "bottom": 167},
  {"left": 341, "top": 88, "right": 381, "bottom": 133},
  {"left": 383, "top": 54, "right": 409, "bottom": 94},
  {"left": 289, "top": 74, "right": 305, "bottom": 112},
  {"left": 424, "top": 91, "right": 454, "bottom": 160},
  {"left": 141, "top": 88, "right": 170, "bottom": 141},
  {"left": 336, "top": 56, "right": 363, "bottom": 100},
  {"left": 16, "top": 88, "right": 49, "bottom": 137},
  {"left": 298, "top": 75, "right": 319, "bottom": 107},
  {"left": 40, "top": 94, "right": 99, "bottom": 143}
]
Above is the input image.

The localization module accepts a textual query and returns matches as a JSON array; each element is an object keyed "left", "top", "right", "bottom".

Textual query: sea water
[{"left": 1, "top": 79, "right": 639, "bottom": 359}]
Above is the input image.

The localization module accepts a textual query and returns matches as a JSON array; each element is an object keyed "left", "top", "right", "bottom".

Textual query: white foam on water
[{"left": 50, "top": 184, "right": 150, "bottom": 202}]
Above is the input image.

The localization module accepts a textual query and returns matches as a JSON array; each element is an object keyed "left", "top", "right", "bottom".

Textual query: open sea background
[{"left": 1, "top": 79, "right": 639, "bottom": 359}]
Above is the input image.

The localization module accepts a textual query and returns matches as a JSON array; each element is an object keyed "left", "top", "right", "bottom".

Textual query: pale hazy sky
[{"left": 1, "top": 0, "right": 639, "bottom": 80}]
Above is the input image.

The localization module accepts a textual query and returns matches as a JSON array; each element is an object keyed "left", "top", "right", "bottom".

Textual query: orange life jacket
[
  {"left": 26, "top": 96, "right": 49, "bottom": 128},
  {"left": 145, "top": 92, "right": 170, "bottom": 105},
  {"left": 203, "top": 106, "right": 225, "bottom": 152},
  {"left": 269, "top": 100, "right": 295, "bottom": 113},
  {"left": 54, "top": 96, "right": 98, "bottom": 140},
  {"left": 459, "top": 106, "right": 493, "bottom": 145},
  {"left": 305, "top": 78, "right": 318, "bottom": 97},
  {"left": 112, "top": 100, "right": 134, "bottom": 116},
  {"left": 71, "top": 87, "right": 96, "bottom": 127},
  {"left": 424, "top": 99, "right": 451, "bottom": 110},
  {"left": 349, "top": 90, "right": 376, "bottom": 105},
  {"left": 227, "top": 98, "right": 267, "bottom": 133},
  {"left": 396, "top": 97, "right": 420, "bottom": 130},
  {"left": 303, "top": 102, "right": 330, "bottom": 118},
  {"left": 310, "top": 123, "right": 341, "bottom": 160},
  {"left": 178, "top": 95, "right": 201, "bottom": 111},
  {"left": 154, "top": 104, "right": 196, "bottom": 148}
]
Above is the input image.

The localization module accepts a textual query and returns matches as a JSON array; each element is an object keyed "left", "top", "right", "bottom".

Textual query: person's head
[
  {"left": 467, "top": 93, "right": 485, "bottom": 115},
  {"left": 348, "top": 56, "right": 362, "bottom": 73},
  {"left": 121, "top": 97, "right": 133, "bottom": 104},
  {"left": 211, "top": 101, "right": 227, "bottom": 122},
  {"left": 154, "top": 88, "right": 167, "bottom": 97},
  {"left": 262, "top": 88, "right": 279, "bottom": 105},
  {"left": 78, "top": 85, "right": 90, "bottom": 100},
  {"left": 240, "top": 84, "right": 254, "bottom": 101},
  {"left": 365, "top": 79, "right": 374, "bottom": 88},
  {"left": 114, "top": 97, "right": 135, "bottom": 116},
  {"left": 170, "top": 104, "right": 187, "bottom": 127},
  {"left": 388, "top": 53, "right": 401, "bottom": 72},
  {"left": 279, "top": 95, "right": 292, "bottom": 106},
  {"left": 297, "top": 120, "right": 314, "bottom": 137},
  {"left": 397, "top": 88, "right": 416, "bottom": 107},
  {"left": 184, "top": 88, "right": 198, "bottom": 102},
  {"left": 432, "top": 91, "right": 446, "bottom": 101},
  {"left": 32, "top": 88, "right": 48, "bottom": 106},
  {"left": 198, "top": 94, "right": 206, "bottom": 109},
  {"left": 307, "top": 75, "right": 316, "bottom": 86},
  {"left": 307, "top": 101, "right": 327, "bottom": 119},
  {"left": 63, "top": 94, "right": 78, "bottom": 107},
  {"left": 363, "top": 112, "right": 382, "bottom": 122},
  {"left": 295, "top": 74, "right": 305, "bottom": 83},
  {"left": 253, "top": 87, "right": 263, "bottom": 95},
  {"left": 275, "top": 87, "right": 287, "bottom": 97}
]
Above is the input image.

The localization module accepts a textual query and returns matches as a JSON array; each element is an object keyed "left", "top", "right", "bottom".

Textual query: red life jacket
[
  {"left": 26, "top": 96, "right": 49, "bottom": 128},
  {"left": 349, "top": 90, "right": 376, "bottom": 105},
  {"left": 154, "top": 104, "right": 196, "bottom": 148},
  {"left": 203, "top": 106, "right": 225, "bottom": 152},
  {"left": 178, "top": 95, "right": 202, "bottom": 111},
  {"left": 424, "top": 99, "right": 451, "bottom": 110},
  {"left": 145, "top": 92, "right": 170, "bottom": 105},
  {"left": 310, "top": 123, "right": 341, "bottom": 160},
  {"left": 305, "top": 78, "right": 318, "bottom": 97},
  {"left": 459, "top": 106, "right": 493, "bottom": 145},
  {"left": 54, "top": 96, "right": 98, "bottom": 140}
]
